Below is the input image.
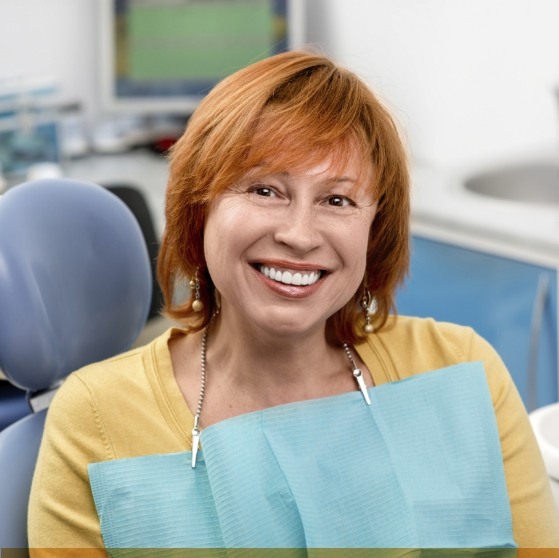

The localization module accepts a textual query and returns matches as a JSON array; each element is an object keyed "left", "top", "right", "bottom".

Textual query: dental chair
[
  {"left": 0, "top": 178, "right": 152, "bottom": 552},
  {"left": 104, "top": 184, "right": 163, "bottom": 321}
]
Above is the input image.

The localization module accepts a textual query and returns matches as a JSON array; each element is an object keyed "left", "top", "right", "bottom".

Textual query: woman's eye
[
  {"left": 327, "top": 195, "right": 354, "bottom": 207},
  {"left": 248, "top": 185, "right": 275, "bottom": 197}
]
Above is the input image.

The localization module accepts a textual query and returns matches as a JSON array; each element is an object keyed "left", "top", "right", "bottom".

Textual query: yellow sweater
[{"left": 28, "top": 316, "right": 559, "bottom": 553}]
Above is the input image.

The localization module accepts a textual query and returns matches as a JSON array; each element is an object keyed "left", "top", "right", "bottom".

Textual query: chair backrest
[
  {"left": 104, "top": 184, "right": 163, "bottom": 320},
  {"left": 0, "top": 178, "right": 153, "bottom": 551}
]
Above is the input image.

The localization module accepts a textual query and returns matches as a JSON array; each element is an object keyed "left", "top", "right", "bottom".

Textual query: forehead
[{"left": 293, "top": 150, "right": 368, "bottom": 178}]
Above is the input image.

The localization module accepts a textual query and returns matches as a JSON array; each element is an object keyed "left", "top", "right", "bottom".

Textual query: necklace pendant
[
  {"left": 353, "top": 368, "right": 371, "bottom": 405},
  {"left": 191, "top": 427, "right": 201, "bottom": 468},
  {"left": 343, "top": 342, "right": 373, "bottom": 405}
]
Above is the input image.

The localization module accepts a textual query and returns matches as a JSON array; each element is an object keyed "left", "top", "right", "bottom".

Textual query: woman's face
[{"left": 203, "top": 150, "right": 378, "bottom": 340}]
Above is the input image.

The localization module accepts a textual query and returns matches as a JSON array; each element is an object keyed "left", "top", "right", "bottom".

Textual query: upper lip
[{"left": 253, "top": 259, "right": 328, "bottom": 272}]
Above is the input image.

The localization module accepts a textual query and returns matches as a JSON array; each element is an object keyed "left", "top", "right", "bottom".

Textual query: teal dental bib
[{"left": 88, "top": 362, "right": 517, "bottom": 551}]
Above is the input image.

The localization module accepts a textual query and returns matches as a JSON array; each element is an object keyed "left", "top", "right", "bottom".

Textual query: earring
[
  {"left": 190, "top": 270, "right": 204, "bottom": 312},
  {"left": 214, "top": 289, "right": 221, "bottom": 314},
  {"left": 361, "top": 289, "right": 376, "bottom": 334}
]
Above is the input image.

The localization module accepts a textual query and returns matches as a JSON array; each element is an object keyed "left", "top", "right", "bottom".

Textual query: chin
[{"left": 252, "top": 312, "right": 327, "bottom": 340}]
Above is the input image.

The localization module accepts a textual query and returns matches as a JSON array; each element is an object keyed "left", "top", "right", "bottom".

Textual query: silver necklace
[{"left": 191, "top": 329, "right": 372, "bottom": 468}]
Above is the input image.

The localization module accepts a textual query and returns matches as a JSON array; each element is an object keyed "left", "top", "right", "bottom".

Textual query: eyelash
[{"left": 247, "top": 185, "right": 356, "bottom": 208}]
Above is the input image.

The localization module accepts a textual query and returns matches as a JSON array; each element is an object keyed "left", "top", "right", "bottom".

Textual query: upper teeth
[{"left": 259, "top": 265, "right": 321, "bottom": 286}]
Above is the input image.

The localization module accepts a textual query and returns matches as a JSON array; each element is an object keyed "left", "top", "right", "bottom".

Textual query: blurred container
[{"left": 0, "top": 76, "right": 61, "bottom": 179}]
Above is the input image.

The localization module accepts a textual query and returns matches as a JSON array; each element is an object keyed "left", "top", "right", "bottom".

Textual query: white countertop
[{"left": 411, "top": 160, "right": 559, "bottom": 265}]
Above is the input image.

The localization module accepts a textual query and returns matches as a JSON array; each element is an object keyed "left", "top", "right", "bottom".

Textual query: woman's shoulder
[
  {"left": 381, "top": 314, "right": 475, "bottom": 338},
  {"left": 378, "top": 314, "right": 484, "bottom": 361},
  {"left": 51, "top": 327, "right": 178, "bottom": 410},
  {"left": 44, "top": 327, "right": 189, "bottom": 459},
  {"left": 356, "top": 314, "right": 506, "bottom": 385}
]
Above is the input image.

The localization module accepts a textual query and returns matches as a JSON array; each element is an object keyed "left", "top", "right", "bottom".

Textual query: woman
[{"left": 29, "top": 51, "right": 559, "bottom": 553}]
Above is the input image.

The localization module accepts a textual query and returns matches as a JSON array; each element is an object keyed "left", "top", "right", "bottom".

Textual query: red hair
[{"left": 157, "top": 50, "right": 410, "bottom": 344}]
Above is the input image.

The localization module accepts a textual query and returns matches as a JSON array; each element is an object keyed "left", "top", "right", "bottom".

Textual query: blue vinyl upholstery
[{"left": 0, "top": 178, "right": 153, "bottom": 551}]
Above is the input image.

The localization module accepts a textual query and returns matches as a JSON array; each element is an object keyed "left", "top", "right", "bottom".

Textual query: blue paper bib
[{"left": 88, "top": 362, "right": 517, "bottom": 551}]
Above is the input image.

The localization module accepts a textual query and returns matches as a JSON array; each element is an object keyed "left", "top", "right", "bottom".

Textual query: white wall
[
  {"left": 0, "top": 0, "right": 100, "bottom": 125},
  {"left": 2, "top": 0, "right": 559, "bottom": 168},
  {"left": 307, "top": 0, "right": 559, "bottom": 168}
]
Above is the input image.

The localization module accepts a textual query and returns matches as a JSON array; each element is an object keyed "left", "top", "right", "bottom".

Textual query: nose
[{"left": 272, "top": 201, "right": 323, "bottom": 254}]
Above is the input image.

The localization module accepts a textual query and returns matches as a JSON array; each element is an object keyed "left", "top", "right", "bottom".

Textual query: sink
[{"left": 464, "top": 162, "right": 559, "bottom": 205}]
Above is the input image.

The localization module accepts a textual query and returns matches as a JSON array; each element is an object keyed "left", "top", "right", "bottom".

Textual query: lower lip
[{"left": 251, "top": 266, "right": 324, "bottom": 299}]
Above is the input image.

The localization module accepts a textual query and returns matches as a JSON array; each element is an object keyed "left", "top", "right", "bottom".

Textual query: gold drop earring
[
  {"left": 190, "top": 270, "right": 204, "bottom": 312},
  {"left": 361, "top": 289, "right": 376, "bottom": 334}
]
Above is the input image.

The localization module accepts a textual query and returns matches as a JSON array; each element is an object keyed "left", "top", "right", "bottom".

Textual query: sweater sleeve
[
  {"left": 28, "top": 373, "right": 113, "bottom": 554},
  {"left": 459, "top": 328, "right": 559, "bottom": 549}
]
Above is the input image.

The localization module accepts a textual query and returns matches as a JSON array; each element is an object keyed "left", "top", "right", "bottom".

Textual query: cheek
[{"left": 203, "top": 201, "right": 264, "bottom": 273}]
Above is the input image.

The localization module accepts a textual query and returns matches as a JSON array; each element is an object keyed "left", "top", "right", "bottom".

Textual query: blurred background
[{"left": 1, "top": 0, "right": 558, "bottom": 169}]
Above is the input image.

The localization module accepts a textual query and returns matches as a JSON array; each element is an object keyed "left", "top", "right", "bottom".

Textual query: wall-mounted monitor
[{"left": 99, "top": 0, "right": 306, "bottom": 115}]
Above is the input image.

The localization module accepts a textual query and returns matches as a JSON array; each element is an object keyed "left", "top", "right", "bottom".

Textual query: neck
[{"left": 205, "top": 309, "right": 349, "bottom": 404}]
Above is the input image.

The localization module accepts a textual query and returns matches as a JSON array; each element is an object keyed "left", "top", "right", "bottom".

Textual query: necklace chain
[
  {"left": 194, "top": 328, "right": 208, "bottom": 426},
  {"left": 191, "top": 328, "right": 372, "bottom": 468}
]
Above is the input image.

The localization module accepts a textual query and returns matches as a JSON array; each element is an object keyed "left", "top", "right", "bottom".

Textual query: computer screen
[{"left": 99, "top": 0, "right": 306, "bottom": 114}]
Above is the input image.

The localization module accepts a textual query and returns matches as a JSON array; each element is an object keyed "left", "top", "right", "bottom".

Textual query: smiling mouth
[{"left": 257, "top": 264, "right": 323, "bottom": 286}]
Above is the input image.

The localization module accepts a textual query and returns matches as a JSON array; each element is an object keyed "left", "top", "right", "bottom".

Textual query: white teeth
[{"left": 258, "top": 265, "right": 321, "bottom": 286}]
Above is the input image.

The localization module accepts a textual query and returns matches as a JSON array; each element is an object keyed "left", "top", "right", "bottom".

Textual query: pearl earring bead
[{"left": 192, "top": 299, "right": 204, "bottom": 312}]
